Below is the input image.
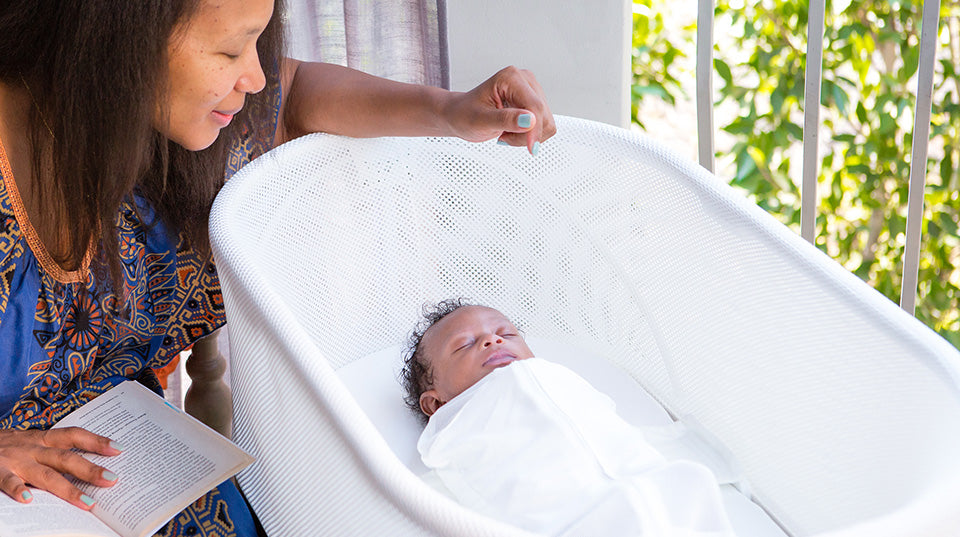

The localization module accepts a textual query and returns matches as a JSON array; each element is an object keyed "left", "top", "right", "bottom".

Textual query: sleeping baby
[{"left": 400, "top": 299, "right": 737, "bottom": 537}]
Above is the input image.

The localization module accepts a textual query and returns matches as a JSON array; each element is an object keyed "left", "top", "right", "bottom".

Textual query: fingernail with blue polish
[
  {"left": 517, "top": 114, "right": 532, "bottom": 129},
  {"left": 103, "top": 470, "right": 118, "bottom": 482},
  {"left": 21, "top": 490, "right": 32, "bottom": 502},
  {"left": 80, "top": 494, "right": 96, "bottom": 507},
  {"left": 531, "top": 141, "right": 541, "bottom": 157},
  {"left": 496, "top": 139, "right": 510, "bottom": 146},
  {"left": 109, "top": 441, "right": 124, "bottom": 452}
]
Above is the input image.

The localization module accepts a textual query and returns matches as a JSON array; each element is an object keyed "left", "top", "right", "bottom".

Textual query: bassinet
[{"left": 209, "top": 116, "right": 960, "bottom": 537}]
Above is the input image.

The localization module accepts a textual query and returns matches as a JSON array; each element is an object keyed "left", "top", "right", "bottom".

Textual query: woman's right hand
[{"left": 0, "top": 427, "right": 123, "bottom": 509}]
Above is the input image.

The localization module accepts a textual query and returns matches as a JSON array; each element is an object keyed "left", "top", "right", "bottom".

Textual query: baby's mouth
[{"left": 482, "top": 351, "right": 516, "bottom": 368}]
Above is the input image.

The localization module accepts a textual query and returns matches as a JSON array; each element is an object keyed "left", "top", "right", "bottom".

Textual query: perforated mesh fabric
[{"left": 210, "top": 116, "right": 960, "bottom": 537}]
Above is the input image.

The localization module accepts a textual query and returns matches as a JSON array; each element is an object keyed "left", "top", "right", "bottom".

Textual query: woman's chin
[{"left": 166, "top": 129, "right": 221, "bottom": 152}]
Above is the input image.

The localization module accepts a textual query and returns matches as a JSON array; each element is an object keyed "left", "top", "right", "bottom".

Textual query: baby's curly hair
[{"left": 400, "top": 298, "right": 472, "bottom": 424}]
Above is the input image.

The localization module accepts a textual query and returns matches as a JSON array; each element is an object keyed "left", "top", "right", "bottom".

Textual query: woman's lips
[
  {"left": 211, "top": 109, "right": 237, "bottom": 127},
  {"left": 483, "top": 351, "right": 516, "bottom": 368}
]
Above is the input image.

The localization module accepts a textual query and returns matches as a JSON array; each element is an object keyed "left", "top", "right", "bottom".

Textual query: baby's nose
[{"left": 482, "top": 335, "right": 504, "bottom": 347}]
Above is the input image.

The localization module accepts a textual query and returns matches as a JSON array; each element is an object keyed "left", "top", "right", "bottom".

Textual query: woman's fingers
[
  {"left": 33, "top": 444, "right": 120, "bottom": 488},
  {"left": 14, "top": 460, "right": 100, "bottom": 510},
  {"left": 524, "top": 71, "right": 556, "bottom": 146},
  {"left": 0, "top": 469, "right": 34, "bottom": 504},
  {"left": 39, "top": 427, "right": 124, "bottom": 457},
  {"left": 0, "top": 427, "right": 121, "bottom": 509},
  {"left": 493, "top": 67, "right": 555, "bottom": 152},
  {"left": 453, "top": 66, "right": 556, "bottom": 154}
]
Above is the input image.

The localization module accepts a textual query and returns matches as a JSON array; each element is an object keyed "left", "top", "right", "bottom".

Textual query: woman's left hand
[{"left": 444, "top": 66, "right": 556, "bottom": 155}]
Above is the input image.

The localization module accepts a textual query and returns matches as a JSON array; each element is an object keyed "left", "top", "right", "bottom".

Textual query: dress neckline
[{"left": 0, "top": 135, "right": 92, "bottom": 284}]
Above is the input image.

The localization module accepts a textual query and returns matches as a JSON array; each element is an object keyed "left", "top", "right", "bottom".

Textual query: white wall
[{"left": 446, "top": 1, "right": 632, "bottom": 128}]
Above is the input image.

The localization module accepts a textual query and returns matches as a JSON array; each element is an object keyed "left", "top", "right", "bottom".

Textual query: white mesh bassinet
[{"left": 209, "top": 116, "right": 960, "bottom": 537}]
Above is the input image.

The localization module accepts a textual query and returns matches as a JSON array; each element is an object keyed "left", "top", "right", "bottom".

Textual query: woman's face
[{"left": 157, "top": 0, "right": 275, "bottom": 151}]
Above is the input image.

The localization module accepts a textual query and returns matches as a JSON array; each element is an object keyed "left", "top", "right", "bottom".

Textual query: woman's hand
[
  {"left": 0, "top": 427, "right": 122, "bottom": 509},
  {"left": 444, "top": 66, "right": 556, "bottom": 155}
]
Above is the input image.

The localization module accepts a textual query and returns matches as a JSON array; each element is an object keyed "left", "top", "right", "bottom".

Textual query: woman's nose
[{"left": 237, "top": 49, "right": 267, "bottom": 95}]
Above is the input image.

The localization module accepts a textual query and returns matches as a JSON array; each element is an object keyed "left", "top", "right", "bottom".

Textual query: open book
[{"left": 0, "top": 381, "right": 254, "bottom": 537}]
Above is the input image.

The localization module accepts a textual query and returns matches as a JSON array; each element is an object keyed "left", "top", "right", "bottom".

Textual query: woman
[{"left": 0, "top": 0, "right": 555, "bottom": 535}]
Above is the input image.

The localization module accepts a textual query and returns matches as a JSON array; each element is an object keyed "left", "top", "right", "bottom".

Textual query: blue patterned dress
[{"left": 0, "top": 82, "right": 279, "bottom": 537}]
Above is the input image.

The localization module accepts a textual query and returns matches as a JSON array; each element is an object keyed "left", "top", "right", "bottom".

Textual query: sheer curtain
[{"left": 283, "top": 0, "right": 449, "bottom": 88}]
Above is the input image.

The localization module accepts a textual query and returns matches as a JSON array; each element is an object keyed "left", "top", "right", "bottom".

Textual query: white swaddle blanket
[{"left": 418, "top": 358, "right": 736, "bottom": 537}]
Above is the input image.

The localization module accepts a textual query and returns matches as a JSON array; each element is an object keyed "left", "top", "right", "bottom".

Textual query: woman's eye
[{"left": 222, "top": 52, "right": 241, "bottom": 60}]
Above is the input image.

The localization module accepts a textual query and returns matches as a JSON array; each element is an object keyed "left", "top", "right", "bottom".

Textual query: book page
[
  {"left": 54, "top": 381, "right": 254, "bottom": 537},
  {"left": 0, "top": 489, "right": 119, "bottom": 537}
]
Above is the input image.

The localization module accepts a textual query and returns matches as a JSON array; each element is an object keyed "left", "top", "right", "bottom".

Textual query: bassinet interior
[{"left": 210, "top": 116, "right": 960, "bottom": 537}]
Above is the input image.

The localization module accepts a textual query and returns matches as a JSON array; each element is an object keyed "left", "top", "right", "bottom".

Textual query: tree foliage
[
  {"left": 632, "top": 0, "right": 960, "bottom": 348},
  {"left": 631, "top": 0, "right": 689, "bottom": 128}
]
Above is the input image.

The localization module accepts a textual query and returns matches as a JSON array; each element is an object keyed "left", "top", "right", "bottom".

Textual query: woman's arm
[{"left": 275, "top": 59, "right": 555, "bottom": 154}]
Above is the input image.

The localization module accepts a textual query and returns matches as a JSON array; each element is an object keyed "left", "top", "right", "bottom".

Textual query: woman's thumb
[{"left": 501, "top": 109, "right": 536, "bottom": 134}]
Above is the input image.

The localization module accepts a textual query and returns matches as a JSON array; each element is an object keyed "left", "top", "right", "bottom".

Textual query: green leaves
[
  {"left": 715, "top": 58, "right": 734, "bottom": 88},
  {"left": 630, "top": 0, "right": 688, "bottom": 113},
  {"left": 900, "top": 45, "right": 921, "bottom": 83},
  {"left": 630, "top": 0, "right": 960, "bottom": 347}
]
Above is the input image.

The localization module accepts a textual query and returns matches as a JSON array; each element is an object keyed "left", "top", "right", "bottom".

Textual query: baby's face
[{"left": 418, "top": 306, "right": 534, "bottom": 416}]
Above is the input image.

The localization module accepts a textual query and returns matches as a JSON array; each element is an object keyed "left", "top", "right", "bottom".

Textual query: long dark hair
[{"left": 0, "top": 0, "right": 284, "bottom": 290}]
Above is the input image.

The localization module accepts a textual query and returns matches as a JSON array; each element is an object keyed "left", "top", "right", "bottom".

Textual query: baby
[
  {"left": 400, "top": 299, "right": 737, "bottom": 537},
  {"left": 401, "top": 298, "right": 536, "bottom": 421}
]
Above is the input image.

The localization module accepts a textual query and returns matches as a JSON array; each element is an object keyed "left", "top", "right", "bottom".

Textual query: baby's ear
[{"left": 420, "top": 390, "right": 444, "bottom": 416}]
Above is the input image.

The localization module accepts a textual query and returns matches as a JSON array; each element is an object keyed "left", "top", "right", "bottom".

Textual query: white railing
[
  {"left": 695, "top": 0, "right": 942, "bottom": 315},
  {"left": 696, "top": 0, "right": 716, "bottom": 173},
  {"left": 902, "top": 0, "right": 942, "bottom": 314},
  {"left": 800, "top": 0, "right": 826, "bottom": 244}
]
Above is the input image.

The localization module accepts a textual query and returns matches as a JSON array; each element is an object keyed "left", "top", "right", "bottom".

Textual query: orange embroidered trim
[{"left": 0, "top": 136, "right": 92, "bottom": 284}]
